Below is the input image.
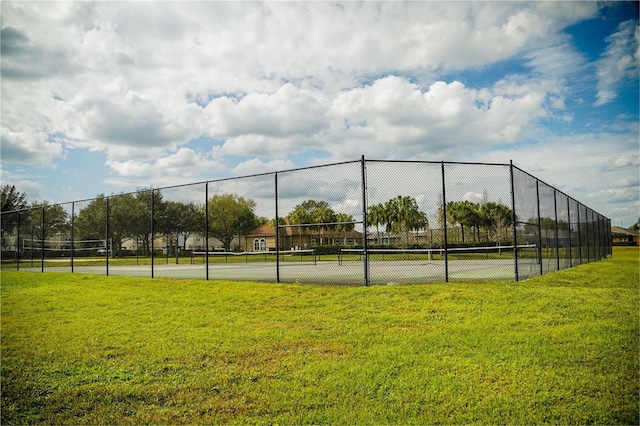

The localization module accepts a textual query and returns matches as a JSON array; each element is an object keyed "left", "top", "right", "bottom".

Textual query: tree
[
  {"left": 335, "top": 212, "right": 355, "bottom": 245},
  {"left": 157, "top": 201, "right": 184, "bottom": 255},
  {"left": 367, "top": 203, "right": 386, "bottom": 244},
  {"left": 445, "top": 201, "right": 464, "bottom": 242},
  {"left": 479, "top": 202, "right": 513, "bottom": 242},
  {"left": 1, "top": 185, "right": 27, "bottom": 213},
  {"left": 75, "top": 194, "right": 139, "bottom": 257},
  {"left": 1, "top": 185, "right": 28, "bottom": 248},
  {"left": 269, "top": 217, "right": 286, "bottom": 228},
  {"left": 446, "top": 201, "right": 481, "bottom": 242},
  {"left": 384, "top": 195, "right": 428, "bottom": 247},
  {"left": 23, "top": 202, "right": 69, "bottom": 244},
  {"left": 75, "top": 195, "right": 107, "bottom": 243},
  {"left": 131, "top": 189, "right": 164, "bottom": 255},
  {"left": 288, "top": 200, "right": 336, "bottom": 246},
  {"left": 207, "top": 194, "right": 258, "bottom": 251},
  {"left": 408, "top": 209, "right": 429, "bottom": 242},
  {"left": 179, "top": 202, "right": 205, "bottom": 252}
]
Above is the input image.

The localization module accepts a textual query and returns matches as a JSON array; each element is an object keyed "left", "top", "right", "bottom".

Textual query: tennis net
[
  {"left": 191, "top": 249, "right": 316, "bottom": 265},
  {"left": 339, "top": 245, "right": 537, "bottom": 264},
  {"left": 21, "top": 239, "right": 107, "bottom": 255}
]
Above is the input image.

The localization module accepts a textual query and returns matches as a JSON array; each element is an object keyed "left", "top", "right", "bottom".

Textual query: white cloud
[
  {"left": 231, "top": 158, "right": 296, "bottom": 176},
  {"left": 587, "top": 187, "right": 639, "bottom": 204},
  {"left": 607, "top": 206, "right": 640, "bottom": 219},
  {"left": 0, "top": 1, "right": 600, "bottom": 170},
  {"left": 0, "top": 169, "right": 46, "bottom": 202},
  {"left": 595, "top": 20, "right": 639, "bottom": 106},
  {"left": 611, "top": 155, "right": 640, "bottom": 169},
  {"left": 203, "top": 84, "right": 328, "bottom": 140},
  {"left": 105, "top": 147, "right": 225, "bottom": 185},
  {"left": 54, "top": 77, "right": 199, "bottom": 158},
  {"left": 325, "top": 75, "right": 555, "bottom": 160},
  {"left": 0, "top": 128, "right": 64, "bottom": 164}
]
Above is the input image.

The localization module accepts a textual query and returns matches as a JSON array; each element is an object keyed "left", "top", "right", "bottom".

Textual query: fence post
[
  {"left": 205, "top": 182, "right": 209, "bottom": 281},
  {"left": 553, "top": 190, "right": 560, "bottom": 271},
  {"left": 106, "top": 197, "right": 109, "bottom": 276},
  {"left": 71, "top": 201, "right": 75, "bottom": 273},
  {"left": 361, "top": 155, "right": 369, "bottom": 286},
  {"left": 509, "top": 160, "right": 518, "bottom": 281},
  {"left": 40, "top": 206, "right": 45, "bottom": 273},
  {"left": 275, "top": 172, "right": 280, "bottom": 283},
  {"left": 536, "top": 180, "right": 543, "bottom": 275},
  {"left": 441, "top": 162, "right": 449, "bottom": 283},
  {"left": 16, "top": 211, "right": 21, "bottom": 271},
  {"left": 585, "top": 209, "right": 591, "bottom": 263},
  {"left": 566, "top": 197, "right": 572, "bottom": 268},
  {"left": 596, "top": 214, "right": 602, "bottom": 261},
  {"left": 151, "top": 190, "right": 155, "bottom": 279},
  {"left": 608, "top": 218, "right": 612, "bottom": 256},
  {"left": 576, "top": 203, "right": 582, "bottom": 264}
]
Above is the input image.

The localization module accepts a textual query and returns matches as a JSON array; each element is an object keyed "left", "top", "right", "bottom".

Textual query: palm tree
[
  {"left": 335, "top": 212, "right": 355, "bottom": 245},
  {"left": 386, "top": 195, "right": 425, "bottom": 247},
  {"left": 479, "top": 202, "right": 513, "bottom": 242},
  {"left": 311, "top": 204, "right": 336, "bottom": 245},
  {"left": 289, "top": 209, "right": 311, "bottom": 248},
  {"left": 407, "top": 209, "right": 429, "bottom": 244},
  {"left": 458, "top": 200, "right": 481, "bottom": 242},
  {"left": 367, "top": 203, "right": 386, "bottom": 244}
]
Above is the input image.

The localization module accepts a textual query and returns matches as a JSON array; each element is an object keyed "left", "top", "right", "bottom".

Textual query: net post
[
  {"left": 361, "top": 155, "right": 369, "bottom": 286},
  {"left": 509, "top": 160, "right": 518, "bottom": 281},
  {"left": 275, "top": 172, "right": 280, "bottom": 283},
  {"left": 205, "top": 182, "right": 209, "bottom": 281},
  {"left": 441, "top": 162, "right": 449, "bottom": 283}
]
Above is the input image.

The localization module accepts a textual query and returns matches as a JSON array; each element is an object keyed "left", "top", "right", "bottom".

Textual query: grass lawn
[{"left": 1, "top": 247, "right": 638, "bottom": 424}]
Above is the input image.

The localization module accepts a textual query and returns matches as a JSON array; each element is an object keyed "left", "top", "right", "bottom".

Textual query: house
[
  {"left": 611, "top": 226, "right": 639, "bottom": 245},
  {"left": 243, "top": 218, "right": 363, "bottom": 252}
]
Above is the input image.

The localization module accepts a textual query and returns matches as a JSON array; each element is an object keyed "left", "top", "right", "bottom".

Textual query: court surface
[{"left": 19, "top": 258, "right": 542, "bottom": 285}]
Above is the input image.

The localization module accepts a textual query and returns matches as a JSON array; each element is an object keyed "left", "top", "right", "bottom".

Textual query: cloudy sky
[{"left": 1, "top": 1, "right": 638, "bottom": 226}]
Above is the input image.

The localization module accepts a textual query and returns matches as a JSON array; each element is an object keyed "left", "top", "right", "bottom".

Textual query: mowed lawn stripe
[{"left": 1, "top": 247, "right": 638, "bottom": 424}]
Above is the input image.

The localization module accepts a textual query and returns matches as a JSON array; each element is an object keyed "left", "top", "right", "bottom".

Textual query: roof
[
  {"left": 611, "top": 226, "right": 640, "bottom": 237},
  {"left": 246, "top": 218, "right": 362, "bottom": 237}
]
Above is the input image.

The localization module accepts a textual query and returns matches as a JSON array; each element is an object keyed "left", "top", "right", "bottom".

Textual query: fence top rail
[
  {"left": 365, "top": 159, "right": 510, "bottom": 168},
  {"left": 0, "top": 157, "right": 609, "bottom": 221}
]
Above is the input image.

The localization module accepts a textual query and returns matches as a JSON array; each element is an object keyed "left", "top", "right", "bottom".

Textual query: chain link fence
[{"left": 1, "top": 158, "right": 612, "bottom": 285}]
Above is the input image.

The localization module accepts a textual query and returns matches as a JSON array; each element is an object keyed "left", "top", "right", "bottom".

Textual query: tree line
[
  {"left": 2, "top": 184, "right": 524, "bottom": 254},
  {"left": 440, "top": 200, "right": 514, "bottom": 243}
]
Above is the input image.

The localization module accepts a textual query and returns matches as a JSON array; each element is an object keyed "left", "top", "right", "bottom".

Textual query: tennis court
[{"left": 14, "top": 246, "right": 542, "bottom": 285}]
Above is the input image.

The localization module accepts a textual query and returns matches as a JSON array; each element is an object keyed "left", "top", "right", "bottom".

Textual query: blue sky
[{"left": 1, "top": 1, "right": 638, "bottom": 226}]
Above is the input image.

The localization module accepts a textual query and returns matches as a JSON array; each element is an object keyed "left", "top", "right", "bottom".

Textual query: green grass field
[{"left": 1, "top": 247, "right": 638, "bottom": 424}]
